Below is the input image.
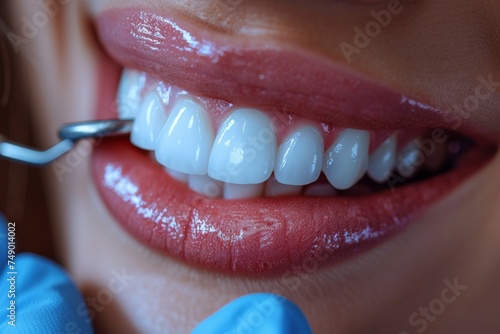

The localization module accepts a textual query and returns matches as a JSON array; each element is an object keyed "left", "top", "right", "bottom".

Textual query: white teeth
[
  {"left": 165, "top": 167, "right": 189, "bottom": 184},
  {"left": 117, "top": 69, "right": 424, "bottom": 196},
  {"left": 208, "top": 108, "right": 277, "bottom": 185},
  {"left": 223, "top": 183, "right": 264, "bottom": 199},
  {"left": 130, "top": 92, "right": 167, "bottom": 150},
  {"left": 264, "top": 176, "right": 302, "bottom": 197},
  {"left": 274, "top": 125, "right": 323, "bottom": 186},
  {"left": 323, "top": 129, "right": 370, "bottom": 190},
  {"left": 188, "top": 174, "right": 223, "bottom": 198},
  {"left": 117, "top": 69, "right": 147, "bottom": 119},
  {"left": 397, "top": 141, "right": 423, "bottom": 178},
  {"left": 155, "top": 99, "right": 215, "bottom": 175},
  {"left": 367, "top": 135, "right": 397, "bottom": 183}
]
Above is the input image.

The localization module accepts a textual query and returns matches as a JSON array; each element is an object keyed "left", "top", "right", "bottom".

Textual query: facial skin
[{"left": 6, "top": 0, "right": 500, "bottom": 333}]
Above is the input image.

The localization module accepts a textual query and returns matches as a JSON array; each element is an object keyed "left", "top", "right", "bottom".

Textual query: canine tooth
[
  {"left": 303, "top": 183, "right": 338, "bottom": 197},
  {"left": 117, "top": 69, "right": 147, "bottom": 119},
  {"left": 155, "top": 99, "right": 214, "bottom": 175},
  {"left": 367, "top": 135, "right": 397, "bottom": 183},
  {"left": 274, "top": 125, "right": 323, "bottom": 186},
  {"left": 164, "top": 167, "right": 188, "bottom": 184},
  {"left": 264, "top": 176, "right": 302, "bottom": 197},
  {"left": 130, "top": 92, "right": 167, "bottom": 150},
  {"left": 208, "top": 108, "right": 277, "bottom": 185},
  {"left": 223, "top": 183, "right": 264, "bottom": 199},
  {"left": 188, "top": 174, "right": 223, "bottom": 198},
  {"left": 397, "top": 141, "right": 423, "bottom": 178},
  {"left": 323, "top": 129, "right": 370, "bottom": 190}
]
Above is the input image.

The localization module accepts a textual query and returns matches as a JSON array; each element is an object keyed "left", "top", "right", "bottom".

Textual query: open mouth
[{"left": 91, "top": 8, "right": 496, "bottom": 275}]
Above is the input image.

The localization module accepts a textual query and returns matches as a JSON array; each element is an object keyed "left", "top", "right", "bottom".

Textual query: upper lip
[{"left": 97, "top": 8, "right": 495, "bottom": 144}]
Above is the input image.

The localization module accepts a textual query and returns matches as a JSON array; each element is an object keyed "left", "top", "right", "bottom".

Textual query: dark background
[{"left": 1, "top": 3, "right": 56, "bottom": 260}]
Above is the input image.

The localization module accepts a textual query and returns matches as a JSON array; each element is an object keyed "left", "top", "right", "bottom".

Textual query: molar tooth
[
  {"left": 117, "top": 69, "right": 147, "bottom": 119},
  {"left": 155, "top": 99, "right": 214, "bottom": 175},
  {"left": 130, "top": 92, "right": 167, "bottom": 150},
  {"left": 274, "top": 125, "right": 323, "bottom": 186},
  {"left": 323, "top": 129, "right": 370, "bottom": 190},
  {"left": 397, "top": 141, "right": 423, "bottom": 178},
  {"left": 264, "top": 177, "right": 302, "bottom": 197},
  {"left": 208, "top": 108, "right": 277, "bottom": 185},
  {"left": 188, "top": 174, "right": 223, "bottom": 198},
  {"left": 367, "top": 135, "right": 397, "bottom": 183},
  {"left": 223, "top": 183, "right": 264, "bottom": 199}
]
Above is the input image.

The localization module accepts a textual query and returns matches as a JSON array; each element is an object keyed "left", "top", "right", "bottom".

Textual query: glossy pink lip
[{"left": 91, "top": 8, "right": 495, "bottom": 275}]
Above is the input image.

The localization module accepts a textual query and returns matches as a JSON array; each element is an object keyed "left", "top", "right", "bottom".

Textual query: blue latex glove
[
  {"left": 192, "top": 293, "right": 314, "bottom": 334},
  {"left": 0, "top": 214, "right": 93, "bottom": 333}
]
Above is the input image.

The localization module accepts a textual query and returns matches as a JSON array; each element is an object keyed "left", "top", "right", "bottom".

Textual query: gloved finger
[
  {"left": 192, "top": 293, "right": 314, "bottom": 334},
  {"left": 0, "top": 253, "right": 93, "bottom": 334}
]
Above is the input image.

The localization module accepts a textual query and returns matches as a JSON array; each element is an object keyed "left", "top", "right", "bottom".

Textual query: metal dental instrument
[{"left": 0, "top": 119, "right": 133, "bottom": 166}]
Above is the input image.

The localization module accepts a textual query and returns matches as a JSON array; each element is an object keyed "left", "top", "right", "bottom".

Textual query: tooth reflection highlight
[
  {"left": 117, "top": 69, "right": 147, "bottom": 119},
  {"left": 155, "top": 99, "right": 214, "bottom": 175},
  {"left": 367, "top": 135, "right": 397, "bottom": 183},
  {"left": 275, "top": 125, "right": 323, "bottom": 186},
  {"left": 397, "top": 141, "right": 423, "bottom": 178},
  {"left": 131, "top": 92, "right": 167, "bottom": 150},
  {"left": 208, "top": 108, "right": 277, "bottom": 185},
  {"left": 323, "top": 129, "right": 370, "bottom": 190}
]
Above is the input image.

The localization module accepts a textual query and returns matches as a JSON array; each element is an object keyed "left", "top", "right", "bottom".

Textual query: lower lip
[{"left": 92, "top": 136, "right": 488, "bottom": 275}]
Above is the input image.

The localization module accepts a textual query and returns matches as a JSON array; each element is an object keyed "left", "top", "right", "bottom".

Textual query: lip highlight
[{"left": 91, "top": 7, "right": 495, "bottom": 275}]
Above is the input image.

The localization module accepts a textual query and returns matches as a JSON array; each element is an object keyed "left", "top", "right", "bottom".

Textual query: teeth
[
  {"left": 397, "top": 141, "right": 423, "bottom": 178},
  {"left": 165, "top": 167, "right": 189, "bottom": 184},
  {"left": 367, "top": 135, "right": 397, "bottom": 183},
  {"left": 264, "top": 176, "right": 302, "bottom": 197},
  {"left": 208, "top": 108, "right": 277, "bottom": 185},
  {"left": 130, "top": 92, "right": 167, "bottom": 150},
  {"left": 117, "top": 69, "right": 427, "bottom": 197},
  {"left": 155, "top": 99, "right": 215, "bottom": 175},
  {"left": 188, "top": 174, "right": 223, "bottom": 198},
  {"left": 323, "top": 129, "right": 370, "bottom": 190},
  {"left": 274, "top": 125, "right": 323, "bottom": 186},
  {"left": 223, "top": 183, "right": 264, "bottom": 199},
  {"left": 117, "top": 69, "right": 147, "bottom": 119}
]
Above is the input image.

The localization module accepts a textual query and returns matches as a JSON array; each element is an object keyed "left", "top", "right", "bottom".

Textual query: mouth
[{"left": 91, "top": 8, "right": 496, "bottom": 275}]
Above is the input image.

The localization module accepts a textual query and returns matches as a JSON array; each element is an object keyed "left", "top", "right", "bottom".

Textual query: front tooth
[
  {"left": 188, "top": 174, "right": 223, "bottom": 198},
  {"left": 367, "top": 135, "right": 397, "bottom": 183},
  {"left": 223, "top": 183, "right": 264, "bottom": 199},
  {"left": 208, "top": 108, "right": 277, "bottom": 184},
  {"left": 130, "top": 92, "right": 167, "bottom": 150},
  {"left": 274, "top": 125, "right": 323, "bottom": 186},
  {"left": 117, "top": 69, "right": 147, "bottom": 119},
  {"left": 397, "top": 141, "right": 423, "bottom": 178},
  {"left": 323, "top": 129, "right": 370, "bottom": 190},
  {"left": 264, "top": 176, "right": 302, "bottom": 197},
  {"left": 155, "top": 99, "right": 214, "bottom": 175}
]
